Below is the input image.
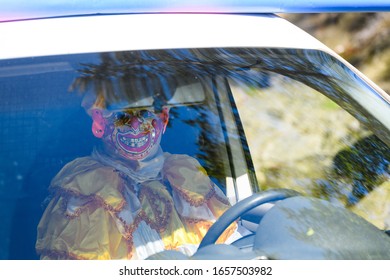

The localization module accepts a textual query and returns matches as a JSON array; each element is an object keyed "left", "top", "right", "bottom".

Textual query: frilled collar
[{"left": 91, "top": 145, "right": 165, "bottom": 184}]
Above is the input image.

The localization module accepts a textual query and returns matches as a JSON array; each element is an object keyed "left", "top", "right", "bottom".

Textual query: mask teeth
[{"left": 120, "top": 135, "right": 148, "bottom": 148}]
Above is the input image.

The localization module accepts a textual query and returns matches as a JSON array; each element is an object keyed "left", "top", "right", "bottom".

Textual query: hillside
[{"left": 282, "top": 13, "right": 390, "bottom": 94}]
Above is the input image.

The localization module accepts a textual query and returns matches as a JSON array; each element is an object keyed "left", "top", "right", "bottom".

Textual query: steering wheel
[{"left": 198, "top": 188, "right": 300, "bottom": 249}]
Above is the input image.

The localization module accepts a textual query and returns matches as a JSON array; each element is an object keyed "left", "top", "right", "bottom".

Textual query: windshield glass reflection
[{"left": 0, "top": 47, "right": 389, "bottom": 260}]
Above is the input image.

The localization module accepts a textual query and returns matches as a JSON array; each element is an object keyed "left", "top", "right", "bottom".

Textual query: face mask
[{"left": 99, "top": 109, "right": 165, "bottom": 160}]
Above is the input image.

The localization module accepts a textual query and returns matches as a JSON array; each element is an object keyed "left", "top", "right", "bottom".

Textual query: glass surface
[
  {"left": 0, "top": 48, "right": 388, "bottom": 259},
  {"left": 231, "top": 74, "right": 389, "bottom": 229}
]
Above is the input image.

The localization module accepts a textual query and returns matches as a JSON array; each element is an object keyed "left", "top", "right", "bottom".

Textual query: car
[{"left": 0, "top": 1, "right": 389, "bottom": 260}]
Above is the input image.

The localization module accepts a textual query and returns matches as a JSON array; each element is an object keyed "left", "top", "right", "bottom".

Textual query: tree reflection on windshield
[
  {"left": 332, "top": 134, "right": 390, "bottom": 205},
  {"left": 70, "top": 48, "right": 390, "bottom": 229}
]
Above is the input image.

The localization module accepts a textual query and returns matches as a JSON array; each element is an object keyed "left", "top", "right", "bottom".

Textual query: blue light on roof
[{"left": 1, "top": 0, "right": 390, "bottom": 22}]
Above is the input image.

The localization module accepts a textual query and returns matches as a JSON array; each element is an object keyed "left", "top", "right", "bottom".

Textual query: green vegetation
[{"left": 282, "top": 13, "right": 390, "bottom": 94}]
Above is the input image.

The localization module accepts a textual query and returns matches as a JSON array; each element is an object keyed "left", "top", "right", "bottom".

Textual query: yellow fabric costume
[{"left": 36, "top": 152, "right": 236, "bottom": 260}]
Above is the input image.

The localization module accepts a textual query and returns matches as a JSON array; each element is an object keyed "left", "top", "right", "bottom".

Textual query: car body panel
[{"left": 0, "top": 13, "right": 325, "bottom": 59}]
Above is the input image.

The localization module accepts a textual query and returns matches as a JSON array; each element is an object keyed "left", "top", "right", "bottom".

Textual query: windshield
[{"left": 0, "top": 48, "right": 389, "bottom": 259}]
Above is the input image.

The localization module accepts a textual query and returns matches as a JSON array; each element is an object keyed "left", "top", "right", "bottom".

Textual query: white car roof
[{"left": 0, "top": 13, "right": 329, "bottom": 59}]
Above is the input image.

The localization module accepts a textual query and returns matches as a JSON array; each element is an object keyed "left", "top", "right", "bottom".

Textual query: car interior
[{"left": 1, "top": 48, "right": 389, "bottom": 260}]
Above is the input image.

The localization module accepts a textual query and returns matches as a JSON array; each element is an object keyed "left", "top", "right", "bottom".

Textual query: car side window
[{"left": 229, "top": 73, "right": 390, "bottom": 230}]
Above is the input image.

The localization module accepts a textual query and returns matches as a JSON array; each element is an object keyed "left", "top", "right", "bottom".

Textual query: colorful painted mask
[{"left": 93, "top": 108, "right": 168, "bottom": 161}]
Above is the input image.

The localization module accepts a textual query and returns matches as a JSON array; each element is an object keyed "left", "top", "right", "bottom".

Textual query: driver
[{"left": 35, "top": 94, "right": 237, "bottom": 260}]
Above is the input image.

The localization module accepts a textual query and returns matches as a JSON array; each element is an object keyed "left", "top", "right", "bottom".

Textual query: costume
[{"left": 36, "top": 147, "right": 236, "bottom": 260}]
